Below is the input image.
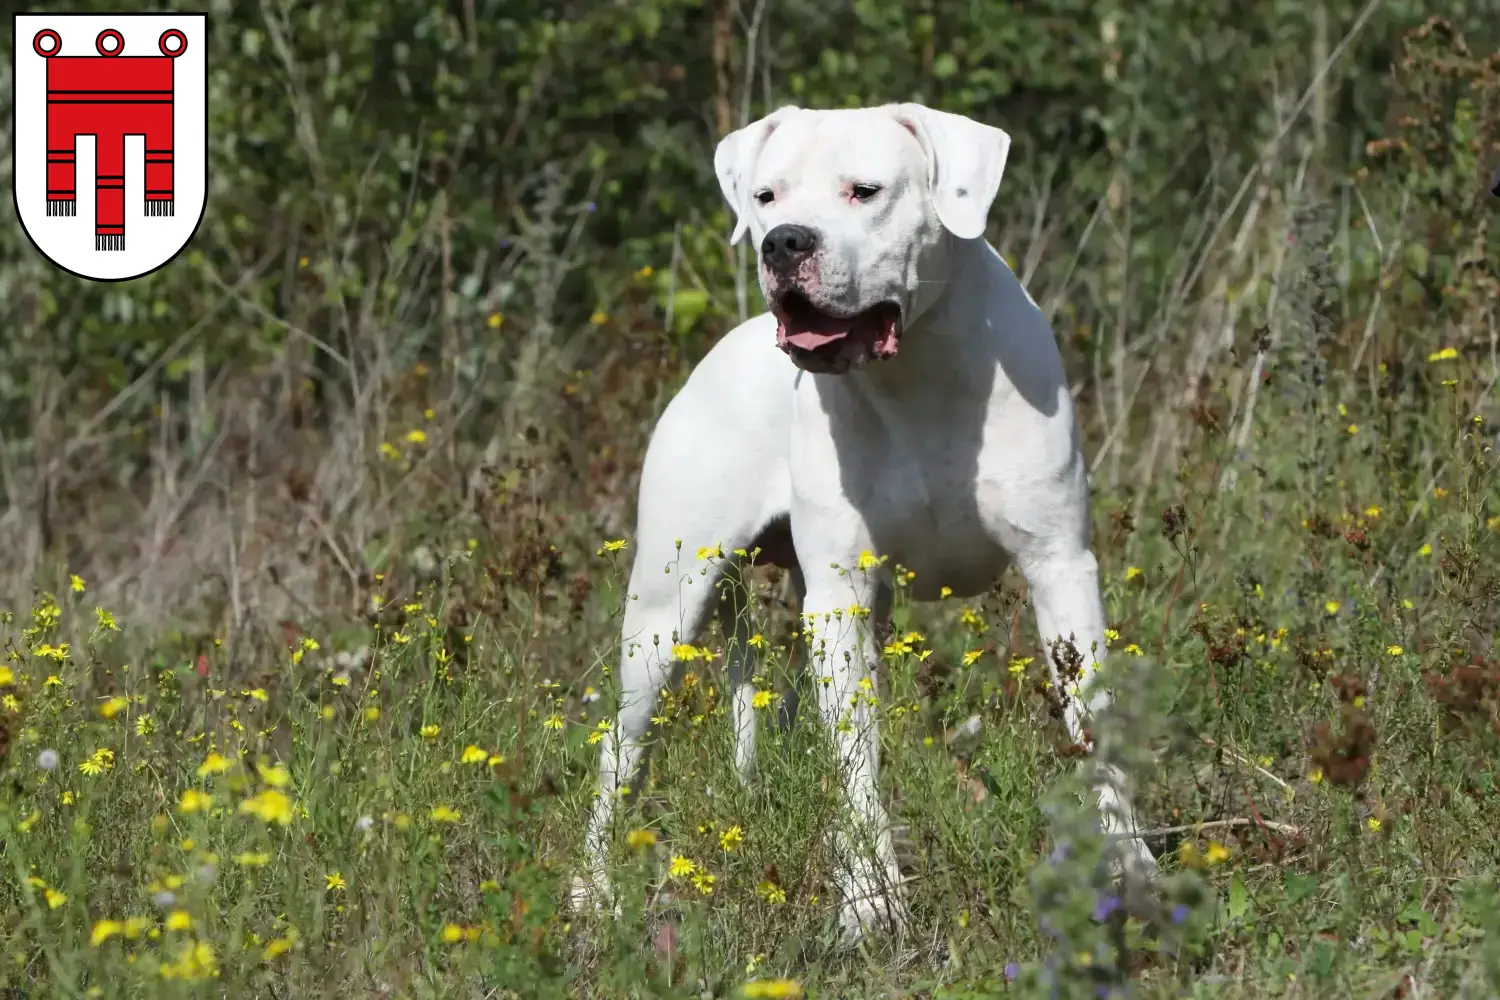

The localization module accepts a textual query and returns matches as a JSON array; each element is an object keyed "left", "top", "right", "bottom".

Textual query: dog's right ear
[{"left": 715, "top": 106, "right": 798, "bottom": 246}]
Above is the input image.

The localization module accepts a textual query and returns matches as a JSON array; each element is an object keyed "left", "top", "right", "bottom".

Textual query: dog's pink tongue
[{"left": 780, "top": 326, "right": 848, "bottom": 351}]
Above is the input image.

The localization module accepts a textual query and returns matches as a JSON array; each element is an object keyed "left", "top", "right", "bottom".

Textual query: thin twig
[{"left": 1117, "top": 817, "right": 1302, "bottom": 840}]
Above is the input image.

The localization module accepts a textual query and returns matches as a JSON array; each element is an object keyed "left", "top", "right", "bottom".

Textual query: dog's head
[{"left": 715, "top": 103, "right": 1011, "bottom": 374}]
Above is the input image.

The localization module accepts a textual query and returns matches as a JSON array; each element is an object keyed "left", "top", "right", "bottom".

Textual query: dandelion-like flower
[{"left": 37, "top": 749, "right": 59, "bottom": 772}]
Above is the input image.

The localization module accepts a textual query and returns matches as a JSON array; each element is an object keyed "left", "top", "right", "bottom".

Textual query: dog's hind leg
[{"left": 573, "top": 548, "right": 723, "bottom": 913}]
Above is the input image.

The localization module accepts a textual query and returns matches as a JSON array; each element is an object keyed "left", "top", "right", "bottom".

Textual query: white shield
[{"left": 11, "top": 13, "right": 208, "bottom": 282}]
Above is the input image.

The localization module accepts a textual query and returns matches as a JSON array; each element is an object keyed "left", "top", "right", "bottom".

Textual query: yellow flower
[
  {"left": 1124, "top": 566, "right": 1143, "bottom": 581},
  {"left": 486, "top": 312, "right": 504, "bottom": 329},
  {"left": 697, "top": 544, "right": 723, "bottom": 561},
  {"left": 1324, "top": 601, "right": 1340, "bottom": 615},
  {"left": 363, "top": 706, "right": 381, "bottom": 722},
  {"left": 692, "top": 871, "right": 716, "bottom": 895},
  {"left": 757, "top": 881, "right": 787, "bottom": 904},
  {"left": 1104, "top": 628, "right": 1120, "bottom": 643},
  {"left": 239, "top": 789, "right": 294, "bottom": 826},
  {"left": 461, "top": 745, "right": 489, "bottom": 764},
  {"left": 669, "top": 855, "right": 696, "bottom": 878},
  {"left": 420, "top": 724, "right": 440, "bottom": 738},
  {"left": 1418, "top": 543, "right": 1432, "bottom": 556},
  {"left": 91, "top": 920, "right": 124, "bottom": 946},
  {"left": 1123, "top": 643, "right": 1143, "bottom": 656},
  {"left": 747, "top": 634, "right": 766, "bottom": 648},
  {"left": 243, "top": 688, "right": 269, "bottom": 703},
  {"left": 405, "top": 429, "right": 428, "bottom": 445},
  {"left": 751, "top": 690, "right": 774, "bottom": 710},
  {"left": 44, "top": 674, "right": 61, "bottom": 687},
  {"left": 856, "top": 549, "right": 885, "bottom": 570},
  {"left": 589, "top": 310, "right": 609, "bottom": 326},
  {"left": 1008, "top": 656, "right": 1033, "bottom": 676},
  {"left": 600, "top": 538, "right": 628, "bottom": 553},
  {"left": 178, "top": 789, "right": 213, "bottom": 814},
  {"left": 45, "top": 888, "right": 67, "bottom": 910},
  {"left": 627, "top": 828, "right": 657, "bottom": 850},
  {"left": 256, "top": 763, "right": 290, "bottom": 788},
  {"left": 961, "top": 650, "right": 983, "bottom": 666},
  {"left": 587, "top": 719, "right": 613, "bottom": 744},
  {"left": 719, "top": 825, "right": 744, "bottom": 851},
  {"left": 197, "top": 753, "right": 232, "bottom": 777},
  {"left": 262, "top": 934, "right": 297, "bottom": 960},
  {"left": 95, "top": 607, "right": 118, "bottom": 631},
  {"left": 543, "top": 713, "right": 564, "bottom": 731},
  {"left": 34, "top": 643, "right": 70, "bottom": 661},
  {"left": 1308, "top": 767, "right": 1324, "bottom": 785},
  {"left": 233, "top": 851, "right": 272, "bottom": 867},
  {"left": 79, "top": 748, "right": 114, "bottom": 776},
  {"left": 1386, "top": 645, "right": 1403, "bottom": 656},
  {"left": 324, "top": 872, "right": 346, "bottom": 891},
  {"left": 165, "top": 910, "right": 193, "bottom": 931},
  {"left": 1367, "top": 817, "right": 1381, "bottom": 833},
  {"left": 440, "top": 923, "right": 465, "bottom": 944},
  {"left": 430, "top": 805, "right": 461, "bottom": 823},
  {"left": 742, "top": 978, "right": 803, "bottom": 998},
  {"left": 1427, "top": 346, "right": 1458, "bottom": 362},
  {"left": 1204, "top": 841, "right": 1231, "bottom": 865},
  {"left": 0, "top": 667, "right": 13, "bottom": 687},
  {"left": 70, "top": 574, "right": 86, "bottom": 593}
]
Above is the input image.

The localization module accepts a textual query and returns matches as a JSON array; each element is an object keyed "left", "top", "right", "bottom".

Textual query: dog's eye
[
  {"left": 851, "top": 183, "right": 882, "bottom": 202},
  {"left": 754, "top": 189, "right": 775, "bottom": 205}
]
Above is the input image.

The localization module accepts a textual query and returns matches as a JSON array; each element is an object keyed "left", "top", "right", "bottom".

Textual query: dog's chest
[{"left": 867, "top": 438, "right": 1009, "bottom": 597}]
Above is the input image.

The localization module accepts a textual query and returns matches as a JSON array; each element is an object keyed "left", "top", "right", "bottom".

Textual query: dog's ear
[
  {"left": 891, "top": 104, "right": 1011, "bottom": 241},
  {"left": 714, "top": 106, "right": 798, "bottom": 246}
]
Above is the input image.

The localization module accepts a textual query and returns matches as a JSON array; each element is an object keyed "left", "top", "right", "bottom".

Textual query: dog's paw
[
  {"left": 837, "top": 887, "right": 909, "bottom": 948},
  {"left": 1110, "top": 836, "right": 1159, "bottom": 882},
  {"left": 567, "top": 873, "right": 612, "bottom": 917}
]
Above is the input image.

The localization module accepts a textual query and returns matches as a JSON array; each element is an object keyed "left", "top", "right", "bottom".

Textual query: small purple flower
[
  {"left": 1171, "top": 903, "right": 1191, "bottom": 925},
  {"left": 1048, "top": 840, "right": 1069, "bottom": 864},
  {"left": 1004, "top": 962, "right": 1020, "bottom": 982},
  {"left": 498, "top": 239, "right": 512, "bottom": 249},
  {"left": 1092, "top": 893, "right": 1121, "bottom": 921},
  {"left": 585, "top": 201, "right": 597, "bottom": 212}
]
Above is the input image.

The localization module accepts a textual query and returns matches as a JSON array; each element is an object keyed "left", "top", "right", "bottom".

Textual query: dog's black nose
[{"left": 761, "top": 224, "right": 819, "bottom": 272}]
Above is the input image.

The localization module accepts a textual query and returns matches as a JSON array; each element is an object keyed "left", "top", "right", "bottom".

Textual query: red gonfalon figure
[{"left": 34, "top": 27, "right": 187, "bottom": 252}]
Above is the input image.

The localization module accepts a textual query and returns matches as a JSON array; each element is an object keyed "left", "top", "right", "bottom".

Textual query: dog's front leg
[
  {"left": 1020, "top": 546, "right": 1157, "bottom": 877},
  {"left": 801, "top": 566, "right": 908, "bottom": 942}
]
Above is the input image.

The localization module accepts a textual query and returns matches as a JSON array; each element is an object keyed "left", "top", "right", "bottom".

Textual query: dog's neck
[{"left": 853, "top": 234, "right": 1001, "bottom": 397}]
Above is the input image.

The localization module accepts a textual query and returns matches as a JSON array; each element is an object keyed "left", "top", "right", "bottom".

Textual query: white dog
[{"left": 573, "top": 102, "right": 1156, "bottom": 940}]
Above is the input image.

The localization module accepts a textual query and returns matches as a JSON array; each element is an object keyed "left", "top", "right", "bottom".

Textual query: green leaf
[
  {"left": 1227, "top": 874, "right": 1249, "bottom": 920},
  {"left": 670, "top": 288, "right": 709, "bottom": 337}
]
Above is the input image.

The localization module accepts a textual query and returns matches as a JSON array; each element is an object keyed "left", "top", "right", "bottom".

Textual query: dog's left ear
[
  {"left": 715, "top": 106, "right": 799, "bottom": 246},
  {"left": 891, "top": 104, "right": 1011, "bottom": 241}
]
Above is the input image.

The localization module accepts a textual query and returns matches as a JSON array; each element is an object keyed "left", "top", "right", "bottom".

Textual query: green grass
[{"left": 6, "top": 359, "right": 1500, "bottom": 997}]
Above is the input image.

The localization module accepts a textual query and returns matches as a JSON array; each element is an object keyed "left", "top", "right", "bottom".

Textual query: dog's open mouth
[{"left": 772, "top": 291, "right": 901, "bottom": 372}]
